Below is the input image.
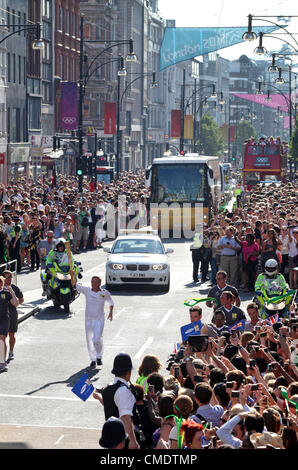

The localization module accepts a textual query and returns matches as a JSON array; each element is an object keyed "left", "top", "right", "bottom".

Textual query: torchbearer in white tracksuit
[{"left": 76, "top": 276, "right": 114, "bottom": 368}]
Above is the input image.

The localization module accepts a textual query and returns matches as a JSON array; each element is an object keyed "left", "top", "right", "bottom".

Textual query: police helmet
[
  {"left": 55, "top": 238, "right": 66, "bottom": 251},
  {"left": 265, "top": 259, "right": 278, "bottom": 277}
]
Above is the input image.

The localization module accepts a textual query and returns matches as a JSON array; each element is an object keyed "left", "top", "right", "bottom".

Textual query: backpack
[{"left": 81, "top": 216, "right": 89, "bottom": 228}]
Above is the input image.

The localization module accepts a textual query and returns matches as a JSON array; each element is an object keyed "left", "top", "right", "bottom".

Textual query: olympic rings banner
[
  {"left": 61, "top": 82, "right": 78, "bottom": 131},
  {"left": 159, "top": 26, "right": 278, "bottom": 71}
]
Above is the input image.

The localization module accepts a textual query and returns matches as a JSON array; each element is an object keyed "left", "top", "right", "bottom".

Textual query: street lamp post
[
  {"left": 117, "top": 71, "right": 157, "bottom": 177},
  {"left": 0, "top": 22, "right": 44, "bottom": 48},
  {"left": 77, "top": 15, "right": 137, "bottom": 192}
]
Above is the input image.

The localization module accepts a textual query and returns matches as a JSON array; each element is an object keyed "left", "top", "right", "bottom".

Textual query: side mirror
[
  {"left": 103, "top": 247, "right": 111, "bottom": 253},
  {"left": 165, "top": 248, "right": 174, "bottom": 254}
]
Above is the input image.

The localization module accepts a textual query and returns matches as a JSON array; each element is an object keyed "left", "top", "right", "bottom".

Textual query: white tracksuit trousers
[{"left": 85, "top": 316, "right": 104, "bottom": 361}]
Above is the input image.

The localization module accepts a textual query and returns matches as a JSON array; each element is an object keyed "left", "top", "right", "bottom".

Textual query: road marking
[
  {"left": 113, "top": 307, "right": 126, "bottom": 319},
  {"left": 158, "top": 308, "right": 173, "bottom": 328},
  {"left": 54, "top": 434, "right": 65, "bottom": 446},
  {"left": 0, "top": 422, "right": 100, "bottom": 431},
  {"left": 0, "top": 393, "right": 98, "bottom": 403},
  {"left": 133, "top": 336, "right": 154, "bottom": 359}
]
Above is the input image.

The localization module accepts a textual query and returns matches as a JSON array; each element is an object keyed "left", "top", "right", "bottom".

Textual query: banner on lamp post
[
  {"left": 61, "top": 82, "right": 78, "bottom": 131},
  {"left": 229, "top": 126, "right": 236, "bottom": 142},
  {"left": 104, "top": 102, "right": 116, "bottom": 135},
  {"left": 171, "top": 110, "right": 181, "bottom": 138},
  {"left": 184, "top": 115, "right": 193, "bottom": 139}
]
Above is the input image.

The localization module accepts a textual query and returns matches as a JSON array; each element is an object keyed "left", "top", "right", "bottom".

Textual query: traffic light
[
  {"left": 76, "top": 156, "right": 83, "bottom": 176},
  {"left": 87, "top": 156, "right": 93, "bottom": 175},
  {"left": 92, "top": 155, "right": 96, "bottom": 174},
  {"left": 96, "top": 154, "right": 107, "bottom": 165},
  {"left": 180, "top": 150, "right": 186, "bottom": 156}
]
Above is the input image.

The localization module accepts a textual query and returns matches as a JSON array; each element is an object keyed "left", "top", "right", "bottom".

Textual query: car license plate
[{"left": 130, "top": 273, "right": 145, "bottom": 278}]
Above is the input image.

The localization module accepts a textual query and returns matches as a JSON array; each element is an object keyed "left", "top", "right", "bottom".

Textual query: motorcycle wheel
[{"left": 64, "top": 303, "right": 70, "bottom": 314}]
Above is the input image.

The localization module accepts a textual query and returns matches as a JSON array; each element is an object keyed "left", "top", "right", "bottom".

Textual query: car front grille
[
  {"left": 138, "top": 265, "right": 150, "bottom": 271},
  {"left": 126, "top": 264, "right": 150, "bottom": 271},
  {"left": 120, "top": 277, "right": 154, "bottom": 283},
  {"left": 126, "top": 264, "right": 137, "bottom": 271}
]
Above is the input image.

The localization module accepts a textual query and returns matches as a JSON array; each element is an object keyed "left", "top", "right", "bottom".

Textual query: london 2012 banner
[{"left": 159, "top": 26, "right": 278, "bottom": 71}]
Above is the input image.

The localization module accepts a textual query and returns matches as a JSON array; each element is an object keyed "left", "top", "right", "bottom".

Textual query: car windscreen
[{"left": 112, "top": 239, "right": 164, "bottom": 254}]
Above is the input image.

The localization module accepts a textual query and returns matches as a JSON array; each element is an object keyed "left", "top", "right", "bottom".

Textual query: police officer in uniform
[
  {"left": 97, "top": 353, "right": 140, "bottom": 449},
  {"left": 190, "top": 225, "right": 210, "bottom": 283}
]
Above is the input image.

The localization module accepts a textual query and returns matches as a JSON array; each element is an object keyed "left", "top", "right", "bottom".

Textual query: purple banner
[{"left": 61, "top": 82, "right": 78, "bottom": 131}]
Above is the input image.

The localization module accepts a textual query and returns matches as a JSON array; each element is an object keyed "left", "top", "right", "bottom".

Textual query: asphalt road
[{"left": 0, "top": 233, "right": 254, "bottom": 449}]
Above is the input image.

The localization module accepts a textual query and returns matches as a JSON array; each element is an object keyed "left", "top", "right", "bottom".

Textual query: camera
[
  {"left": 174, "top": 366, "right": 180, "bottom": 378},
  {"left": 251, "top": 384, "right": 259, "bottom": 391},
  {"left": 226, "top": 381, "right": 234, "bottom": 388},
  {"left": 231, "top": 390, "right": 240, "bottom": 398},
  {"left": 249, "top": 359, "right": 256, "bottom": 368},
  {"left": 148, "top": 384, "right": 155, "bottom": 393}
]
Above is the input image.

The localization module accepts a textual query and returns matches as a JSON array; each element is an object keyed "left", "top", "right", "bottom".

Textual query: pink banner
[
  {"left": 283, "top": 115, "right": 295, "bottom": 129},
  {"left": 232, "top": 93, "right": 292, "bottom": 113}
]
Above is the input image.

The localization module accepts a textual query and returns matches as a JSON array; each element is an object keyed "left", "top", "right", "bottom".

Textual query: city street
[{"left": 0, "top": 235, "right": 253, "bottom": 449}]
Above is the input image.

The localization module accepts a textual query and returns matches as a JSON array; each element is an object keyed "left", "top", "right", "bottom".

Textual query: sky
[{"left": 157, "top": 0, "right": 298, "bottom": 62}]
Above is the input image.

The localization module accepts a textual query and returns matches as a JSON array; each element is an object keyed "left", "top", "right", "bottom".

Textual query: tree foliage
[
  {"left": 198, "top": 113, "right": 224, "bottom": 156},
  {"left": 289, "top": 117, "right": 298, "bottom": 161},
  {"left": 235, "top": 120, "right": 257, "bottom": 155}
]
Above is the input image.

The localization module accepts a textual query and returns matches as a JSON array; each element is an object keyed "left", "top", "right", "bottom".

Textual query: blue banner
[
  {"left": 71, "top": 373, "right": 94, "bottom": 402},
  {"left": 159, "top": 26, "right": 279, "bottom": 70},
  {"left": 181, "top": 320, "right": 202, "bottom": 342}
]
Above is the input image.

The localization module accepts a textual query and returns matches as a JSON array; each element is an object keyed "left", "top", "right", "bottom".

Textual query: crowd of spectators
[
  {"left": 195, "top": 180, "right": 298, "bottom": 290},
  {"left": 0, "top": 170, "right": 149, "bottom": 274},
  {"left": 97, "top": 295, "right": 298, "bottom": 450}
]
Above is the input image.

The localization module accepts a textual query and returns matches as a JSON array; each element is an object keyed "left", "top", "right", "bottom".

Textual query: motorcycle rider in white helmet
[{"left": 254, "top": 258, "right": 291, "bottom": 318}]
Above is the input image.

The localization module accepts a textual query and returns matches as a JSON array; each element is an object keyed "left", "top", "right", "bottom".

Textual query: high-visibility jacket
[{"left": 191, "top": 232, "right": 203, "bottom": 249}]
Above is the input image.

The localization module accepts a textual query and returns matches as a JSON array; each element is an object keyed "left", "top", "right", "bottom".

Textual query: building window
[
  {"left": 12, "top": 53, "right": 16, "bottom": 83},
  {"left": 59, "top": 7, "right": 64, "bottom": 31},
  {"left": 65, "top": 10, "right": 70, "bottom": 34},
  {"left": 18, "top": 55, "right": 22, "bottom": 84},
  {"left": 29, "top": 97, "right": 41, "bottom": 130},
  {"left": 7, "top": 52, "right": 10, "bottom": 82}
]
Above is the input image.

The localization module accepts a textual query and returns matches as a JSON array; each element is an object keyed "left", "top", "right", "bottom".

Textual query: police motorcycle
[
  {"left": 254, "top": 259, "right": 295, "bottom": 319},
  {"left": 41, "top": 238, "right": 83, "bottom": 313}
]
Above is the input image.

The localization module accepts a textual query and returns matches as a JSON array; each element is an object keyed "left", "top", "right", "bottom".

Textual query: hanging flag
[
  {"left": 159, "top": 26, "right": 279, "bottom": 70},
  {"left": 61, "top": 82, "right": 78, "bottom": 131},
  {"left": 71, "top": 373, "right": 94, "bottom": 402},
  {"left": 104, "top": 102, "right": 116, "bottom": 135},
  {"left": 171, "top": 110, "right": 181, "bottom": 137},
  {"left": 184, "top": 115, "right": 194, "bottom": 139},
  {"left": 229, "top": 319, "right": 246, "bottom": 331}
]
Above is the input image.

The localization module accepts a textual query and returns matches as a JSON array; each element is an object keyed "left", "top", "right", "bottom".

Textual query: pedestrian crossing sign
[{"left": 71, "top": 373, "right": 94, "bottom": 401}]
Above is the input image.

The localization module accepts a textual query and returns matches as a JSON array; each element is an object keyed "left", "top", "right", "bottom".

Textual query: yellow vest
[{"left": 193, "top": 233, "right": 203, "bottom": 248}]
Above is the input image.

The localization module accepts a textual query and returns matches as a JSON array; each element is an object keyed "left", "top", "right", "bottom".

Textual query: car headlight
[
  {"left": 108, "top": 263, "right": 124, "bottom": 270},
  {"left": 152, "top": 264, "right": 168, "bottom": 271}
]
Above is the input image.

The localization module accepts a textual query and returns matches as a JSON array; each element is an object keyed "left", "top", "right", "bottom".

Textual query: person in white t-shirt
[{"left": 76, "top": 276, "right": 114, "bottom": 368}]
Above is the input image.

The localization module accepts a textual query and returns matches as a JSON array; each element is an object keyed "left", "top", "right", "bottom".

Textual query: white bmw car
[{"left": 104, "top": 232, "right": 173, "bottom": 291}]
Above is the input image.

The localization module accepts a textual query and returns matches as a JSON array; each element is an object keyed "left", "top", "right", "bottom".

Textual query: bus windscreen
[{"left": 151, "top": 163, "right": 205, "bottom": 203}]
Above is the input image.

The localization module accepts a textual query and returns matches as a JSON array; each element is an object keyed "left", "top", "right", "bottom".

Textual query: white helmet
[{"left": 265, "top": 259, "right": 278, "bottom": 277}]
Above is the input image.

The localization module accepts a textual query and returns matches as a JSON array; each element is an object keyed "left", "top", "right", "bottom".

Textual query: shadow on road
[
  {"left": 25, "top": 367, "right": 100, "bottom": 396},
  {"left": 33, "top": 306, "right": 73, "bottom": 320},
  {"left": 104, "top": 284, "right": 167, "bottom": 296}
]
